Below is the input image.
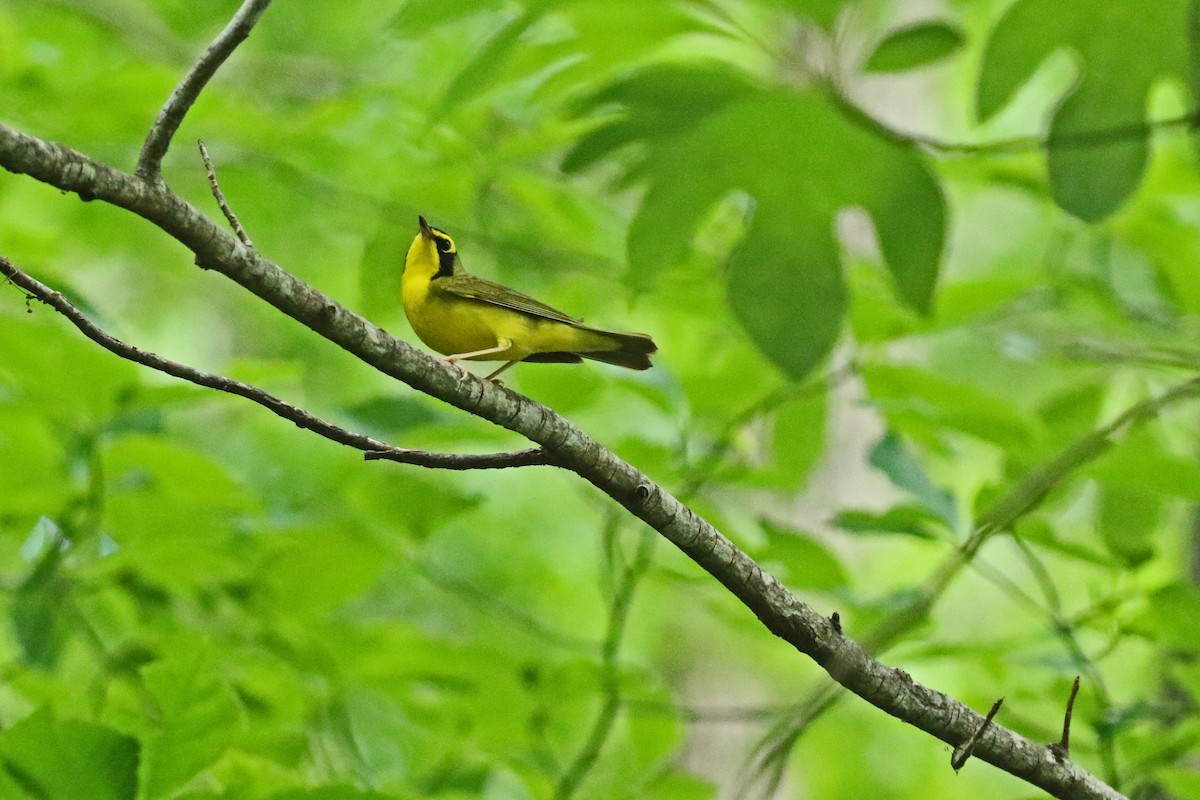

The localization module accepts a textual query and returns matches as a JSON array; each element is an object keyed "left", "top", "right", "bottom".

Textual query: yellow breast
[{"left": 405, "top": 282, "right": 536, "bottom": 361}]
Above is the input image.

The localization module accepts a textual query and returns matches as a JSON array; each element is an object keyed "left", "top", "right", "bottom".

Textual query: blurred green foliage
[{"left": 1, "top": 1, "right": 1199, "bottom": 799}]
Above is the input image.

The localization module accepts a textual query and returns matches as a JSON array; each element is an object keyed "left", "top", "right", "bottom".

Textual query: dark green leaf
[
  {"left": 12, "top": 537, "right": 68, "bottom": 669},
  {"left": 138, "top": 652, "right": 244, "bottom": 800},
  {"left": 725, "top": 210, "right": 846, "bottom": 380},
  {"left": 864, "top": 22, "right": 965, "bottom": 73},
  {"left": 0, "top": 710, "right": 138, "bottom": 800},
  {"left": 834, "top": 505, "right": 947, "bottom": 540},
  {"left": 977, "top": 0, "right": 1192, "bottom": 220},
  {"left": 562, "top": 62, "right": 755, "bottom": 173},
  {"left": 869, "top": 432, "right": 957, "bottom": 526},
  {"left": 590, "top": 79, "right": 944, "bottom": 378}
]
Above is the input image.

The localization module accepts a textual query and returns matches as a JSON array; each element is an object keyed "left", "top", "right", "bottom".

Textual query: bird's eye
[{"left": 437, "top": 238, "right": 454, "bottom": 253}]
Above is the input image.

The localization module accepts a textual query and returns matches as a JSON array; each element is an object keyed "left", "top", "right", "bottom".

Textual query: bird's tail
[{"left": 578, "top": 327, "right": 657, "bottom": 371}]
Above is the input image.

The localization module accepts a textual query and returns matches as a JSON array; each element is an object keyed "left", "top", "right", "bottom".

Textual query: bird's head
[{"left": 406, "top": 215, "right": 459, "bottom": 279}]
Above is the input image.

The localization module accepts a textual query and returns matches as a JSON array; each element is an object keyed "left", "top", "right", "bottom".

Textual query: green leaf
[
  {"left": 440, "top": 10, "right": 537, "bottom": 112},
  {"left": 138, "top": 651, "right": 244, "bottom": 800},
  {"left": 977, "top": 0, "right": 1193, "bottom": 220},
  {"left": 584, "top": 77, "right": 944, "bottom": 379},
  {"left": 868, "top": 432, "right": 957, "bottom": 526},
  {"left": 1144, "top": 584, "right": 1200, "bottom": 654},
  {"left": 1097, "top": 486, "right": 1159, "bottom": 567},
  {"left": 262, "top": 524, "right": 389, "bottom": 618},
  {"left": 339, "top": 396, "right": 443, "bottom": 438},
  {"left": 0, "top": 309, "right": 137, "bottom": 424},
  {"left": 725, "top": 210, "right": 846, "bottom": 380},
  {"left": 12, "top": 537, "right": 68, "bottom": 669},
  {"left": 864, "top": 22, "right": 965, "bottom": 73},
  {"left": 1160, "top": 767, "right": 1200, "bottom": 798},
  {"left": 103, "top": 435, "right": 258, "bottom": 587},
  {"left": 767, "top": 0, "right": 843, "bottom": 29},
  {"left": 19, "top": 515, "right": 62, "bottom": 562},
  {"left": 0, "top": 710, "right": 138, "bottom": 800},
  {"left": 1117, "top": 199, "right": 1200, "bottom": 316},
  {"left": 746, "top": 390, "right": 828, "bottom": 488},
  {"left": 642, "top": 771, "right": 716, "bottom": 800},
  {"left": 861, "top": 363, "right": 1034, "bottom": 451},
  {"left": 758, "top": 520, "right": 848, "bottom": 590},
  {"left": 833, "top": 505, "right": 947, "bottom": 540},
  {"left": 1085, "top": 430, "right": 1200, "bottom": 500},
  {"left": 0, "top": 413, "right": 69, "bottom": 517},
  {"left": 391, "top": 0, "right": 510, "bottom": 34},
  {"left": 562, "top": 62, "right": 755, "bottom": 174},
  {"left": 360, "top": 208, "right": 413, "bottom": 321},
  {"left": 267, "top": 788, "right": 403, "bottom": 800}
]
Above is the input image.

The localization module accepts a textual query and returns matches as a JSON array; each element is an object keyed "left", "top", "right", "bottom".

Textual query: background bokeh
[{"left": 1, "top": 1, "right": 1198, "bottom": 798}]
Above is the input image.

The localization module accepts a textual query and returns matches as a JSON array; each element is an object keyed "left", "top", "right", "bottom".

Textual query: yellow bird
[{"left": 402, "top": 216, "right": 657, "bottom": 382}]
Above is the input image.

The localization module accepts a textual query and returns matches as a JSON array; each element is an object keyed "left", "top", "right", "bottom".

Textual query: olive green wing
[{"left": 433, "top": 273, "right": 583, "bottom": 325}]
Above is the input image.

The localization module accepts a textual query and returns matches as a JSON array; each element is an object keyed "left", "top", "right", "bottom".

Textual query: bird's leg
[
  {"left": 484, "top": 360, "right": 519, "bottom": 382},
  {"left": 445, "top": 339, "right": 515, "bottom": 382},
  {"left": 445, "top": 338, "right": 512, "bottom": 364}
]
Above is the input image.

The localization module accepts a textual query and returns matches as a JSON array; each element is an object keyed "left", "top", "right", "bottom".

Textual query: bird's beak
[{"left": 418, "top": 215, "right": 433, "bottom": 238}]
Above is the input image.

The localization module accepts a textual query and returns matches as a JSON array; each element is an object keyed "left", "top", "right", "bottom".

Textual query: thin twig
[
  {"left": 554, "top": 523, "right": 657, "bottom": 800},
  {"left": 909, "top": 111, "right": 1200, "bottom": 157},
  {"left": 0, "top": 256, "right": 549, "bottom": 471},
  {"left": 137, "top": 0, "right": 274, "bottom": 180},
  {"left": 952, "top": 697, "right": 1005, "bottom": 771},
  {"left": 363, "top": 446, "right": 551, "bottom": 469},
  {"left": 197, "top": 139, "right": 253, "bottom": 247},
  {"left": 1050, "top": 677, "right": 1082, "bottom": 761}
]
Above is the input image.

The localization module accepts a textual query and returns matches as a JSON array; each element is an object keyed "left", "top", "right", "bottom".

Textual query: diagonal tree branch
[
  {"left": 742, "top": 369, "right": 1200, "bottom": 793},
  {"left": 137, "top": 0, "right": 274, "bottom": 181},
  {"left": 0, "top": 255, "right": 550, "bottom": 471},
  {"left": 0, "top": 119, "right": 1131, "bottom": 800},
  {"left": 556, "top": 371, "right": 846, "bottom": 797}
]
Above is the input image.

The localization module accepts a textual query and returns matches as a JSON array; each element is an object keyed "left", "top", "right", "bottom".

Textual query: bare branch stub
[
  {"left": 952, "top": 697, "right": 1004, "bottom": 772},
  {"left": 1050, "top": 676, "right": 1082, "bottom": 761},
  {"left": 197, "top": 139, "right": 253, "bottom": 247},
  {"left": 137, "top": 0, "right": 275, "bottom": 180},
  {"left": 0, "top": 256, "right": 544, "bottom": 472}
]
